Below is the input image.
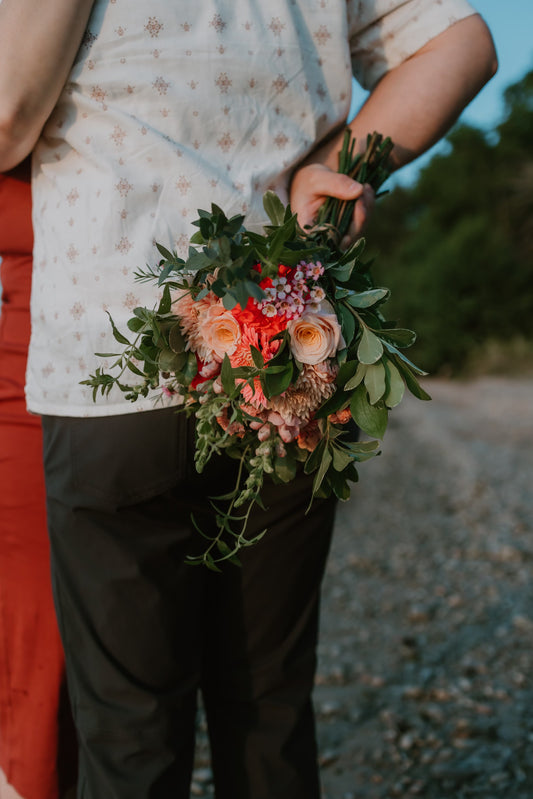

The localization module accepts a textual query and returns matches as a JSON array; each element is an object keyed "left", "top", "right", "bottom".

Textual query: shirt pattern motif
[{"left": 29, "top": 0, "right": 474, "bottom": 416}]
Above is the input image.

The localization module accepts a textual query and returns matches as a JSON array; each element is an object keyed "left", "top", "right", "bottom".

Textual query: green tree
[{"left": 365, "top": 69, "right": 533, "bottom": 374}]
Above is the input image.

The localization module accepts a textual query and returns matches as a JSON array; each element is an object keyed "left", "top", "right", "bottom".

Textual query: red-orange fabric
[{"left": 0, "top": 168, "right": 75, "bottom": 799}]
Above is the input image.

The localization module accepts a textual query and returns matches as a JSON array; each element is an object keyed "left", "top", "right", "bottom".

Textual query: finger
[{"left": 306, "top": 166, "right": 365, "bottom": 202}]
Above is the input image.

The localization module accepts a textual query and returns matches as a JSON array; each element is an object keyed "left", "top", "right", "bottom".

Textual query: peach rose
[
  {"left": 200, "top": 305, "right": 241, "bottom": 362},
  {"left": 287, "top": 303, "right": 343, "bottom": 365}
]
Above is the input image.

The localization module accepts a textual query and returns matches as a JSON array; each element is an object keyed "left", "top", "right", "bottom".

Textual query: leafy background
[
  {"left": 347, "top": 0, "right": 533, "bottom": 377},
  {"left": 365, "top": 69, "right": 533, "bottom": 375}
]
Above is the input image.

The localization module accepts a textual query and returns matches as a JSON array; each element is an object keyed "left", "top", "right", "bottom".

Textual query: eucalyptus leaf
[
  {"left": 222, "top": 292, "right": 239, "bottom": 310},
  {"left": 127, "top": 317, "right": 146, "bottom": 333},
  {"left": 187, "top": 250, "right": 214, "bottom": 271},
  {"left": 158, "top": 348, "right": 186, "bottom": 373}
]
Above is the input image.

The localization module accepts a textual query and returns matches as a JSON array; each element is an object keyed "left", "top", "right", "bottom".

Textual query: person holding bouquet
[{"left": 0, "top": 1, "right": 496, "bottom": 798}]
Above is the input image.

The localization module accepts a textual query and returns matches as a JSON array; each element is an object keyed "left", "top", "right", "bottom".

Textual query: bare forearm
[
  {"left": 317, "top": 14, "right": 498, "bottom": 172},
  {"left": 0, "top": 0, "right": 94, "bottom": 171}
]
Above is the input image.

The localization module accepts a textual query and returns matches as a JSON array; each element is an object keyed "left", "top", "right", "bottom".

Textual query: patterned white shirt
[{"left": 28, "top": 0, "right": 475, "bottom": 416}]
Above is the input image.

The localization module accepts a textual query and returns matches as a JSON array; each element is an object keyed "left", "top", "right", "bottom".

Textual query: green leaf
[
  {"left": 326, "top": 469, "right": 351, "bottom": 501},
  {"left": 183, "top": 351, "right": 198, "bottom": 383},
  {"left": 263, "top": 191, "right": 286, "bottom": 226},
  {"left": 303, "top": 438, "right": 326, "bottom": 475},
  {"left": 346, "top": 288, "right": 389, "bottom": 309},
  {"left": 394, "top": 361, "right": 432, "bottom": 401},
  {"left": 331, "top": 445, "right": 354, "bottom": 472},
  {"left": 221, "top": 354, "right": 235, "bottom": 395},
  {"left": 338, "top": 236, "right": 365, "bottom": 265},
  {"left": 107, "top": 313, "right": 131, "bottom": 346},
  {"left": 312, "top": 447, "right": 333, "bottom": 496},
  {"left": 156, "top": 243, "right": 176, "bottom": 262},
  {"left": 383, "top": 341, "right": 427, "bottom": 376},
  {"left": 337, "top": 302, "right": 356, "bottom": 344},
  {"left": 187, "top": 250, "right": 213, "bottom": 271},
  {"left": 357, "top": 325, "right": 384, "bottom": 364},
  {"left": 383, "top": 359, "right": 405, "bottom": 408},
  {"left": 349, "top": 383, "right": 388, "bottom": 439},
  {"left": 158, "top": 348, "right": 186, "bottom": 373},
  {"left": 126, "top": 361, "right": 146, "bottom": 377},
  {"left": 250, "top": 346, "right": 264, "bottom": 369},
  {"left": 328, "top": 261, "right": 355, "bottom": 282},
  {"left": 315, "top": 389, "right": 350, "bottom": 419},
  {"left": 364, "top": 361, "right": 386, "bottom": 404},
  {"left": 158, "top": 284, "right": 172, "bottom": 314},
  {"left": 222, "top": 291, "right": 239, "bottom": 311},
  {"left": 344, "top": 361, "right": 367, "bottom": 391},
  {"left": 169, "top": 323, "right": 186, "bottom": 353},
  {"left": 245, "top": 280, "right": 265, "bottom": 302},
  {"left": 127, "top": 316, "right": 146, "bottom": 333},
  {"left": 262, "top": 362, "right": 294, "bottom": 397},
  {"left": 274, "top": 455, "right": 298, "bottom": 483},
  {"left": 378, "top": 328, "right": 417, "bottom": 348},
  {"left": 336, "top": 359, "right": 359, "bottom": 387}
]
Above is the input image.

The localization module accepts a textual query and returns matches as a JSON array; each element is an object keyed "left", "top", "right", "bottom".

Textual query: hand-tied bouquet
[{"left": 83, "top": 131, "right": 430, "bottom": 568}]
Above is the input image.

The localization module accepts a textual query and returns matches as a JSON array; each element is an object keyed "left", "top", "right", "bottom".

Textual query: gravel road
[
  {"left": 317, "top": 376, "right": 533, "bottom": 799},
  {"left": 191, "top": 376, "right": 533, "bottom": 798}
]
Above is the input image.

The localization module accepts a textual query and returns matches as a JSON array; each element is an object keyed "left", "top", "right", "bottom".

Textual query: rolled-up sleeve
[{"left": 349, "top": 0, "right": 477, "bottom": 90}]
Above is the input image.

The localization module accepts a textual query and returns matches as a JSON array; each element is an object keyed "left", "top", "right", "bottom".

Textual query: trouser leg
[
  {"left": 42, "top": 409, "right": 204, "bottom": 799},
  {"left": 42, "top": 408, "right": 337, "bottom": 799},
  {"left": 202, "top": 474, "right": 336, "bottom": 799}
]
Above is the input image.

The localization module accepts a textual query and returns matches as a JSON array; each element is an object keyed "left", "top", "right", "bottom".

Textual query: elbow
[
  {"left": 473, "top": 16, "right": 499, "bottom": 88},
  {"left": 0, "top": 105, "right": 37, "bottom": 173}
]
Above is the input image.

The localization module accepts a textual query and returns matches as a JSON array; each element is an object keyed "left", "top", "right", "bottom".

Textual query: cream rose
[
  {"left": 200, "top": 305, "right": 241, "bottom": 361},
  {"left": 287, "top": 304, "right": 343, "bottom": 365}
]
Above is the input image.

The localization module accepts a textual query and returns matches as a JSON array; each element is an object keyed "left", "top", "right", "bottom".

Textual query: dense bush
[{"left": 365, "top": 71, "right": 533, "bottom": 375}]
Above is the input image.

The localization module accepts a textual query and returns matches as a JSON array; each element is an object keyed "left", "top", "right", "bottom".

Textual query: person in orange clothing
[{"left": 0, "top": 163, "right": 76, "bottom": 799}]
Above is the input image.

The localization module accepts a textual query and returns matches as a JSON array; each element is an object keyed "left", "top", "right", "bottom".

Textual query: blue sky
[{"left": 349, "top": 0, "right": 533, "bottom": 186}]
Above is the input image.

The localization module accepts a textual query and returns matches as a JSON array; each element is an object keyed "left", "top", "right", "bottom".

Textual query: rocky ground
[{"left": 192, "top": 377, "right": 533, "bottom": 799}]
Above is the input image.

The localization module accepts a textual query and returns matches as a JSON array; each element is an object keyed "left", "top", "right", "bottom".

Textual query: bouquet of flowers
[{"left": 83, "top": 132, "right": 430, "bottom": 568}]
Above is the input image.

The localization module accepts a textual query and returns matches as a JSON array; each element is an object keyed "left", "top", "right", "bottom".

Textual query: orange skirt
[{"left": 0, "top": 174, "right": 76, "bottom": 798}]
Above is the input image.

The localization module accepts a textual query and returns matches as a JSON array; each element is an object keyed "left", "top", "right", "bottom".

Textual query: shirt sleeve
[{"left": 348, "top": 0, "right": 477, "bottom": 91}]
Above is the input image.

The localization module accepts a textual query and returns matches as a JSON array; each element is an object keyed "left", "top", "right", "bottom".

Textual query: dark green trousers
[{"left": 42, "top": 408, "right": 336, "bottom": 799}]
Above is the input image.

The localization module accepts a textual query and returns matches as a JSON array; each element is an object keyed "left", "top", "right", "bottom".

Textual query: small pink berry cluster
[{"left": 256, "top": 261, "right": 326, "bottom": 319}]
